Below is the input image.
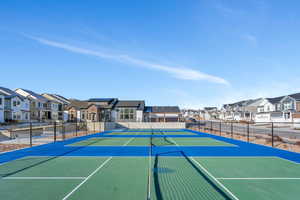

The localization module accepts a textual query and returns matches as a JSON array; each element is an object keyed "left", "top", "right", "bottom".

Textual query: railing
[{"left": 187, "top": 120, "right": 300, "bottom": 153}]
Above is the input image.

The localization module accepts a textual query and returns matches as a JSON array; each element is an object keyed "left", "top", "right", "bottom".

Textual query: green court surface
[
  {"left": 68, "top": 137, "right": 234, "bottom": 147},
  {"left": 106, "top": 131, "right": 197, "bottom": 135},
  {"left": 171, "top": 137, "right": 235, "bottom": 147},
  {"left": 193, "top": 157, "right": 300, "bottom": 200},
  {"left": 1, "top": 156, "right": 300, "bottom": 199}
]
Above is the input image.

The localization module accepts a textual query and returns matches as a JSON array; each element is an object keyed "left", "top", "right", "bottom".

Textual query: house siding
[
  {"left": 296, "top": 102, "right": 300, "bottom": 112},
  {"left": 0, "top": 95, "right": 4, "bottom": 123}
]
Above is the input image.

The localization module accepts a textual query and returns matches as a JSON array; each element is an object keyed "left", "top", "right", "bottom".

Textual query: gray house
[{"left": 145, "top": 106, "right": 181, "bottom": 122}]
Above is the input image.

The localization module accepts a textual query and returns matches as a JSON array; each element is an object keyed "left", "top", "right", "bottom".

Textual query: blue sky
[{"left": 1, "top": 0, "right": 300, "bottom": 108}]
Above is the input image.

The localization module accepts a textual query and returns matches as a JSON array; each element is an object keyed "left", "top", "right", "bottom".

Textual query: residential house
[
  {"left": 111, "top": 100, "right": 145, "bottom": 122},
  {"left": 42, "top": 94, "right": 70, "bottom": 121},
  {"left": 289, "top": 93, "right": 300, "bottom": 121},
  {"left": 255, "top": 97, "right": 284, "bottom": 122},
  {"left": 86, "top": 98, "right": 118, "bottom": 122},
  {"left": 221, "top": 101, "right": 246, "bottom": 121},
  {"left": 181, "top": 109, "right": 203, "bottom": 120},
  {"left": 15, "top": 88, "right": 49, "bottom": 121},
  {"left": 0, "top": 87, "right": 30, "bottom": 122},
  {"left": 0, "top": 92, "right": 4, "bottom": 123},
  {"left": 277, "top": 93, "right": 300, "bottom": 122},
  {"left": 203, "top": 107, "right": 220, "bottom": 120},
  {"left": 145, "top": 106, "right": 181, "bottom": 122},
  {"left": 221, "top": 99, "right": 260, "bottom": 121},
  {"left": 254, "top": 94, "right": 300, "bottom": 123},
  {"left": 66, "top": 100, "right": 89, "bottom": 122}
]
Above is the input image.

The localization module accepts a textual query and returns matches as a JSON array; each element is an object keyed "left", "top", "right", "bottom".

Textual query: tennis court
[{"left": 1, "top": 129, "right": 300, "bottom": 200}]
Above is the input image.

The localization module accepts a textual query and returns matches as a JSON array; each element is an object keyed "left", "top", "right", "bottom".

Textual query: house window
[
  {"left": 13, "top": 101, "right": 17, "bottom": 107},
  {"left": 283, "top": 102, "right": 293, "bottom": 110},
  {"left": 120, "top": 108, "right": 134, "bottom": 120},
  {"left": 0, "top": 98, "right": 2, "bottom": 105}
]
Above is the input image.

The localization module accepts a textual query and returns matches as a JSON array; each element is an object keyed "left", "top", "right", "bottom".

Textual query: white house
[
  {"left": 15, "top": 88, "right": 48, "bottom": 121},
  {"left": 254, "top": 95, "right": 296, "bottom": 123},
  {"left": 0, "top": 87, "right": 30, "bottom": 122},
  {"left": 111, "top": 100, "right": 145, "bottom": 122},
  {"left": 0, "top": 92, "right": 4, "bottom": 123}
]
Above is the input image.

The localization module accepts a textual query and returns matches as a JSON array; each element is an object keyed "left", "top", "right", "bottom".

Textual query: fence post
[
  {"left": 29, "top": 122, "right": 32, "bottom": 147},
  {"left": 219, "top": 121, "right": 222, "bottom": 136},
  {"left": 93, "top": 122, "right": 96, "bottom": 133},
  {"left": 86, "top": 122, "right": 88, "bottom": 135},
  {"left": 54, "top": 121, "right": 57, "bottom": 142},
  {"left": 247, "top": 122, "right": 250, "bottom": 142},
  {"left": 75, "top": 121, "right": 78, "bottom": 137},
  {"left": 231, "top": 122, "right": 233, "bottom": 138},
  {"left": 62, "top": 122, "right": 65, "bottom": 140},
  {"left": 271, "top": 122, "right": 274, "bottom": 147}
]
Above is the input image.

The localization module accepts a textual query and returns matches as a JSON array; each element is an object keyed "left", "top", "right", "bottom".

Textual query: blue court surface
[{"left": 1, "top": 129, "right": 300, "bottom": 200}]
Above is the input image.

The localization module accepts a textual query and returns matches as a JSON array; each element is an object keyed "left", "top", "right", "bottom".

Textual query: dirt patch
[{"left": 0, "top": 144, "right": 30, "bottom": 153}]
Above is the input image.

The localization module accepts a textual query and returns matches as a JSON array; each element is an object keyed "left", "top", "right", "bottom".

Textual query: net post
[
  {"left": 271, "top": 122, "right": 274, "bottom": 147},
  {"left": 210, "top": 121, "right": 213, "bottom": 132},
  {"left": 29, "top": 122, "right": 32, "bottom": 147},
  {"left": 54, "top": 121, "right": 57, "bottom": 142},
  {"left": 247, "top": 122, "right": 250, "bottom": 142}
]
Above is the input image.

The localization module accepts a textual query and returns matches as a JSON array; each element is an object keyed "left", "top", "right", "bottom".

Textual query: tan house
[
  {"left": 42, "top": 93, "right": 70, "bottom": 121},
  {"left": 87, "top": 98, "right": 118, "bottom": 122},
  {"left": 66, "top": 100, "right": 89, "bottom": 122}
]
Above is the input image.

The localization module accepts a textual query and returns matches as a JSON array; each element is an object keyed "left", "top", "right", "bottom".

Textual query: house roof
[
  {"left": 67, "top": 100, "right": 89, "bottom": 109},
  {"left": 88, "top": 98, "right": 117, "bottom": 103},
  {"left": 115, "top": 100, "right": 145, "bottom": 110},
  {"left": 42, "top": 93, "right": 70, "bottom": 104},
  {"left": 289, "top": 93, "right": 300, "bottom": 101},
  {"left": 50, "top": 94, "right": 70, "bottom": 104},
  {"left": 0, "top": 87, "right": 26, "bottom": 100},
  {"left": 17, "top": 88, "right": 48, "bottom": 102},
  {"left": 204, "top": 107, "right": 217, "bottom": 111},
  {"left": 146, "top": 106, "right": 180, "bottom": 113},
  {"left": 266, "top": 96, "right": 285, "bottom": 104}
]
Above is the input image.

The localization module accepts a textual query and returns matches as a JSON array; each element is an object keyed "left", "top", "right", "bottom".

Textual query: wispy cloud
[
  {"left": 242, "top": 34, "right": 258, "bottom": 46},
  {"left": 215, "top": 3, "right": 244, "bottom": 17},
  {"left": 26, "top": 35, "right": 230, "bottom": 85},
  {"left": 215, "top": 4, "right": 235, "bottom": 16}
]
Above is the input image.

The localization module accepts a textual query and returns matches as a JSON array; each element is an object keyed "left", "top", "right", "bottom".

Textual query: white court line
[
  {"left": 147, "top": 137, "right": 152, "bottom": 200},
  {"left": 190, "top": 156, "right": 300, "bottom": 164},
  {"left": 168, "top": 137, "right": 240, "bottom": 200},
  {"left": 217, "top": 177, "right": 300, "bottom": 180},
  {"left": 3, "top": 177, "right": 86, "bottom": 180},
  {"left": 61, "top": 137, "right": 134, "bottom": 200}
]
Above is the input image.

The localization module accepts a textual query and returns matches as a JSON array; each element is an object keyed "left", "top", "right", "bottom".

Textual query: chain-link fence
[
  {"left": 0, "top": 121, "right": 106, "bottom": 153},
  {"left": 187, "top": 121, "right": 300, "bottom": 153}
]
